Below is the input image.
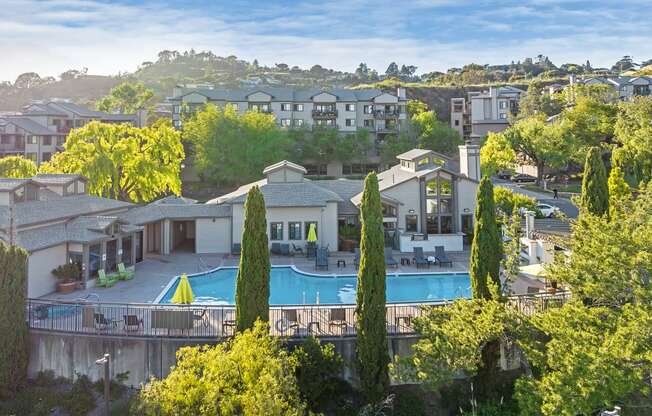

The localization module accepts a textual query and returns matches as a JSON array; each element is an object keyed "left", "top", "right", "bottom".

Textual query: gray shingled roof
[
  {"left": 152, "top": 195, "right": 198, "bottom": 205},
  {"left": 310, "top": 179, "right": 363, "bottom": 215},
  {"left": 120, "top": 203, "right": 231, "bottom": 225},
  {"left": 225, "top": 181, "right": 343, "bottom": 207},
  {"left": 2, "top": 117, "right": 60, "bottom": 135},
  {"left": 169, "top": 87, "right": 391, "bottom": 103},
  {"left": 0, "top": 195, "right": 133, "bottom": 229},
  {"left": 396, "top": 149, "right": 434, "bottom": 160},
  {"left": 0, "top": 179, "right": 31, "bottom": 191},
  {"left": 522, "top": 218, "right": 571, "bottom": 237},
  {"left": 32, "top": 174, "right": 84, "bottom": 185},
  {"left": 263, "top": 160, "right": 307, "bottom": 175}
]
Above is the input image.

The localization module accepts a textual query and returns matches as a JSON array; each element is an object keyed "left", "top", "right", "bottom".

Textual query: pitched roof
[
  {"left": 0, "top": 179, "right": 31, "bottom": 191},
  {"left": 45, "top": 101, "right": 106, "bottom": 117},
  {"left": 217, "top": 180, "right": 343, "bottom": 208},
  {"left": 170, "top": 86, "right": 394, "bottom": 103},
  {"left": 396, "top": 149, "right": 435, "bottom": 161},
  {"left": 1, "top": 117, "right": 59, "bottom": 135},
  {"left": 32, "top": 174, "right": 85, "bottom": 186},
  {"left": 263, "top": 160, "right": 307, "bottom": 175},
  {"left": 0, "top": 194, "right": 133, "bottom": 230},
  {"left": 151, "top": 195, "right": 198, "bottom": 205},
  {"left": 119, "top": 203, "right": 231, "bottom": 225},
  {"left": 310, "top": 179, "right": 363, "bottom": 215}
]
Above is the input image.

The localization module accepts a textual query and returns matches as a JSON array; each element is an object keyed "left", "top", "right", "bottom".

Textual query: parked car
[
  {"left": 512, "top": 173, "right": 537, "bottom": 183},
  {"left": 536, "top": 203, "right": 560, "bottom": 218},
  {"left": 497, "top": 171, "right": 512, "bottom": 180}
]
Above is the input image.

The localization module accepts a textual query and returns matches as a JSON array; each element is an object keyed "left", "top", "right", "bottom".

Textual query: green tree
[
  {"left": 96, "top": 81, "right": 154, "bottom": 114},
  {"left": 501, "top": 210, "right": 522, "bottom": 295},
  {"left": 291, "top": 337, "right": 343, "bottom": 412},
  {"left": 183, "top": 104, "right": 292, "bottom": 186},
  {"left": 607, "top": 164, "right": 631, "bottom": 218},
  {"left": 0, "top": 155, "right": 37, "bottom": 178},
  {"left": 560, "top": 94, "right": 616, "bottom": 154},
  {"left": 580, "top": 147, "right": 609, "bottom": 216},
  {"left": 0, "top": 242, "right": 29, "bottom": 398},
  {"left": 517, "top": 80, "right": 564, "bottom": 119},
  {"left": 470, "top": 176, "right": 503, "bottom": 299},
  {"left": 235, "top": 186, "right": 270, "bottom": 332},
  {"left": 612, "top": 96, "right": 652, "bottom": 185},
  {"left": 493, "top": 186, "right": 538, "bottom": 217},
  {"left": 480, "top": 132, "right": 517, "bottom": 176},
  {"left": 379, "top": 132, "right": 414, "bottom": 166},
  {"left": 355, "top": 172, "right": 389, "bottom": 403},
  {"left": 40, "top": 120, "right": 184, "bottom": 202},
  {"left": 133, "top": 322, "right": 306, "bottom": 416},
  {"left": 407, "top": 99, "right": 428, "bottom": 117},
  {"left": 412, "top": 110, "right": 463, "bottom": 155}
]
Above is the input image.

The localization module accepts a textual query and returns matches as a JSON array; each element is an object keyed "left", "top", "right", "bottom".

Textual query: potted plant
[{"left": 52, "top": 263, "right": 82, "bottom": 294}]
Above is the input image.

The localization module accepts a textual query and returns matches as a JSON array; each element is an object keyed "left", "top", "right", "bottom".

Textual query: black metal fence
[{"left": 27, "top": 291, "right": 571, "bottom": 339}]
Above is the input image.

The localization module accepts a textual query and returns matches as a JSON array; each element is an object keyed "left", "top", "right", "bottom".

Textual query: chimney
[
  {"left": 458, "top": 143, "right": 481, "bottom": 181},
  {"left": 397, "top": 87, "right": 406, "bottom": 100}
]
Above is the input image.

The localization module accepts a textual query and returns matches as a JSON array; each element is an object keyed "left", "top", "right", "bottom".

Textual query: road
[{"left": 493, "top": 179, "right": 579, "bottom": 218}]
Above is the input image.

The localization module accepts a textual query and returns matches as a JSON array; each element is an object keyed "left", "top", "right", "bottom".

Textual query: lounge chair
[
  {"left": 192, "top": 309, "right": 209, "bottom": 328},
  {"left": 97, "top": 269, "right": 118, "bottom": 288},
  {"left": 117, "top": 263, "right": 134, "bottom": 280},
  {"left": 384, "top": 247, "right": 398, "bottom": 268},
  {"left": 354, "top": 248, "right": 360, "bottom": 268},
  {"left": 123, "top": 314, "right": 143, "bottom": 331},
  {"left": 280, "top": 243, "right": 290, "bottom": 256},
  {"left": 413, "top": 247, "right": 429, "bottom": 269},
  {"left": 435, "top": 246, "right": 453, "bottom": 267},
  {"left": 271, "top": 242, "right": 281, "bottom": 255},
  {"left": 231, "top": 243, "right": 241, "bottom": 255},
  {"left": 94, "top": 313, "right": 117, "bottom": 330},
  {"left": 278, "top": 309, "right": 300, "bottom": 335},
  {"left": 328, "top": 308, "right": 348, "bottom": 334},
  {"left": 291, "top": 243, "right": 304, "bottom": 256},
  {"left": 315, "top": 248, "right": 329, "bottom": 270}
]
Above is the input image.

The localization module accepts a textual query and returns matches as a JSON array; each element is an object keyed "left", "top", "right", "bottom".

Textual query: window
[
  {"left": 345, "top": 119, "right": 355, "bottom": 127},
  {"left": 27, "top": 136, "right": 38, "bottom": 145},
  {"left": 280, "top": 119, "right": 291, "bottom": 127},
  {"left": 270, "top": 222, "right": 283, "bottom": 240},
  {"left": 122, "top": 236, "right": 133, "bottom": 266},
  {"left": 250, "top": 103, "right": 270, "bottom": 112},
  {"left": 78, "top": 180, "right": 86, "bottom": 194},
  {"left": 425, "top": 174, "right": 454, "bottom": 234},
  {"left": 43, "top": 136, "right": 52, "bottom": 146},
  {"left": 499, "top": 113, "right": 508, "bottom": 119},
  {"left": 89, "top": 244, "right": 101, "bottom": 278},
  {"left": 406, "top": 215, "right": 418, "bottom": 232},
  {"left": 363, "top": 105, "right": 373, "bottom": 114},
  {"left": 453, "top": 102, "right": 464, "bottom": 112},
  {"left": 1, "top": 136, "right": 10, "bottom": 144},
  {"left": 173, "top": 120, "right": 182, "bottom": 128},
  {"left": 289, "top": 222, "right": 302, "bottom": 240},
  {"left": 382, "top": 204, "right": 397, "bottom": 217},
  {"left": 454, "top": 120, "right": 459, "bottom": 126},
  {"left": 173, "top": 105, "right": 180, "bottom": 114},
  {"left": 293, "top": 104, "right": 304, "bottom": 111},
  {"left": 227, "top": 103, "right": 239, "bottom": 111},
  {"left": 42, "top": 152, "right": 52, "bottom": 162},
  {"left": 363, "top": 119, "right": 374, "bottom": 128},
  {"left": 304, "top": 164, "right": 327, "bottom": 175},
  {"left": 499, "top": 101, "right": 508, "bottom": 109},
  {"left": 25, "top": 152, "right": 37, "bottom": 162},
  {"left": 293, "top": 119, "right": 304, "bottom": 127},
  {"left": 304, "top": 222, "right": 318, "bottom": 240},
  {"left": 13, "top": 187, "right": 25, "bottom": 203},
  {"left": 345, "top": 104, "right": 355, "bottom": 112},
  {"left": 65, "top": 182, "right": 75, "bottom": 195},
  {"left": 57, "top": 136, "right": 65, "bottom": 146},
  {"left": 281, "top": 103, "right": 292, "bottom": 111}
]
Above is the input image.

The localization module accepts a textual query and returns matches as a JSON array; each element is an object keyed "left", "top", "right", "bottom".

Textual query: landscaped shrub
[
  {"left": 390, "top": 389, "right": 427, "bottom": 416},
  {"left": 51, "top": 263, "right": 82, "bottom": 282},
  {"left": 291, "top": 336, "right": 344, "bottom": 411},
  {"left": 493, "top": 186, "right": 539, "bottom": 217},
  {"left": 61, "top": 375, "right": 97, "bottom": 416},
  {"left": 0, "top": 242, "right": 29, "bottom": 398}
]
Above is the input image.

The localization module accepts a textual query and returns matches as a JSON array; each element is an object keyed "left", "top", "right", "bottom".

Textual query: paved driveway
[{"left": 494, "top": 179, "right": 579, "bottom": 218}]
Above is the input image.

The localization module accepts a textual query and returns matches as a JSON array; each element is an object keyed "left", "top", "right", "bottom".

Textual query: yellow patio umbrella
[
  {"left": 307, "top": 223, "right": 318, "bottom": 243},
  {"left": 171, "top": 274, "right": 194, "bottom": 304}
]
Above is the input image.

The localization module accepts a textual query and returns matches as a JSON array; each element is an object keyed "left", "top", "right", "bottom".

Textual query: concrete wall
[
  {"left": 456, "top": 178, "right": 477, "bottom": 228},
  {"left": 196, "top": 218, "right": 231, "bottom": 253},
  {"left": 28, "top": 244, "right": 67, "bottom": 298},
  {"left": 28, "top": 330, "right": 419, "bottom": 387},
  {"left": 381, "top": 178, "right": 420, "bottom": 232}
]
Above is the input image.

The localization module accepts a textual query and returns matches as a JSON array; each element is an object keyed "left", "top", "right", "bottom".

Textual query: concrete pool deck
[{"left": 41, "top": 250, "right": 472, "bottom": 303}]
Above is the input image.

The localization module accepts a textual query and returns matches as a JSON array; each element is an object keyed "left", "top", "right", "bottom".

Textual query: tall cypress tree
[
  {"left": 580, "top": 147, "right": 609, "bottom": 216},
  {"left": 235, "top": 186, "right": 270, "bottom": 332},
  {"left": 355, "top": 172, "right": 389, "bottom": 403},
  {"left": 0, "top": 242, "right": 29, "bottom": 398},
  {"left": 470, "top": 176, "right": 502, "bottom": 299},
  {"left": 608, "top": 164, "right": 631, "bottom": 218}
]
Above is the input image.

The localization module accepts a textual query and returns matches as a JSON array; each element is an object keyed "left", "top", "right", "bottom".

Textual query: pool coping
[{"left": 154, "top": 264, "right": 471, "bottom": 306}]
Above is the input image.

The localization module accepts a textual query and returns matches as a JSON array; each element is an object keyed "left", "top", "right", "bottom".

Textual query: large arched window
[{"left": 425, "top": 173, "right": 454, "bottom": 234}]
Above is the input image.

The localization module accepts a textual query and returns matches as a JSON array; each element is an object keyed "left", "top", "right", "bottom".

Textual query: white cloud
[{"left": 0, "top": 0, "right": 651, "bottom": 82}]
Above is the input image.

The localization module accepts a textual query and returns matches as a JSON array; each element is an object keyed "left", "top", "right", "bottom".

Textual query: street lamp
[{"left": 95, "top": 353, "right": 110, "bottom": 416}]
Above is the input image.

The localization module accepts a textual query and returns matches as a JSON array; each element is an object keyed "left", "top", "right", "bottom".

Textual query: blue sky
[{"left": 1, "top": 0, "right": 651, "bottom": 81}]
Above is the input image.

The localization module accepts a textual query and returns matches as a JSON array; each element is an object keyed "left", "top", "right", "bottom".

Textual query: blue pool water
[{"left": 158, "top": 266, "right": 470, "bottom": 305}]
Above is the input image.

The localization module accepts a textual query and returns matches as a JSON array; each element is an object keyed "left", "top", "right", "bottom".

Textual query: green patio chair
[
  {"left": 117, "top": 263, "right": 135, "bottom": 280},
  {"left": 97, "top": 269, "right": 118, "bottom": 288}
]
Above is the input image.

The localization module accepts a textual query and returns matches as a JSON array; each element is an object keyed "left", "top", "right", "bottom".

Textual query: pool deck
[{"left": 42, "top": 250, "right": 471, "bottom": 304}]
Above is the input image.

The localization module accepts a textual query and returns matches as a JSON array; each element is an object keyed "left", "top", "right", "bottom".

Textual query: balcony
[
  {"left": 312, "top": 123, "right": 339, "bottom": 130},
  {"left": 376, "top": 124, "right": 399, "bottom": 134},
  {"left": 373, "top": 109, "right": 400, "bottom": 119},
  {"left": 312, "top": 109, "right": 338, "bottom": 118}
]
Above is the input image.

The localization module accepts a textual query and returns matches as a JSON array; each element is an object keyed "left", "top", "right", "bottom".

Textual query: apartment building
[
  {"left": 450, "top": 86, "right": 525, "bottom": 143},
  {"left": 168, "top": 86, "right": 409, "bottom": 176},
  {"left": 0, "top": 101, "right": 141, "bottom": 166},
  {"left": 579, "top": 76, "right": 652, "bottom": 101}
]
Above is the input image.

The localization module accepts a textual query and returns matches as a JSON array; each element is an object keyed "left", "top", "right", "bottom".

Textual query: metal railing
[{"left": 27, "top": 292, "right": 571, "bottom": 339}]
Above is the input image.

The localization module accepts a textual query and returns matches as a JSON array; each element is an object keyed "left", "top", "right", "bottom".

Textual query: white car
[{"left": 536, "top": 203, "right": 560, "bottom": 218}]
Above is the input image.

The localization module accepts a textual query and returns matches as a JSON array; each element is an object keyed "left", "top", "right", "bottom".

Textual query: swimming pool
[{"left": 157, "top": 266, "right": 470, "bottom": 305}]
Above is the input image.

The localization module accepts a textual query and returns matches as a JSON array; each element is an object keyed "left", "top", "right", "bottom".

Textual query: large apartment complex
[
  {"left": 0, "top": 101, "right": 142, "bottom": 166},
  {"left": 579, "top": 75, "right": 652, "bottom": 101},
  {"left": 450, "top": 86, "right": 525, "bottom": 142},
  {"left": 168, "top": 85, "right": 409, "bottom": 177}
]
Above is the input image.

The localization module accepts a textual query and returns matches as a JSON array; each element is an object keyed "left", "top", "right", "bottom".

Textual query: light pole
[{"left": 95, "top": 353, "right": 110, "bottom": 416}]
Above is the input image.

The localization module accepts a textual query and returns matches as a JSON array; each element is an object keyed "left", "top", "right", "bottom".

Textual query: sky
[{"left": 1, "top": 0, "right": 651, "bottom": 82}]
